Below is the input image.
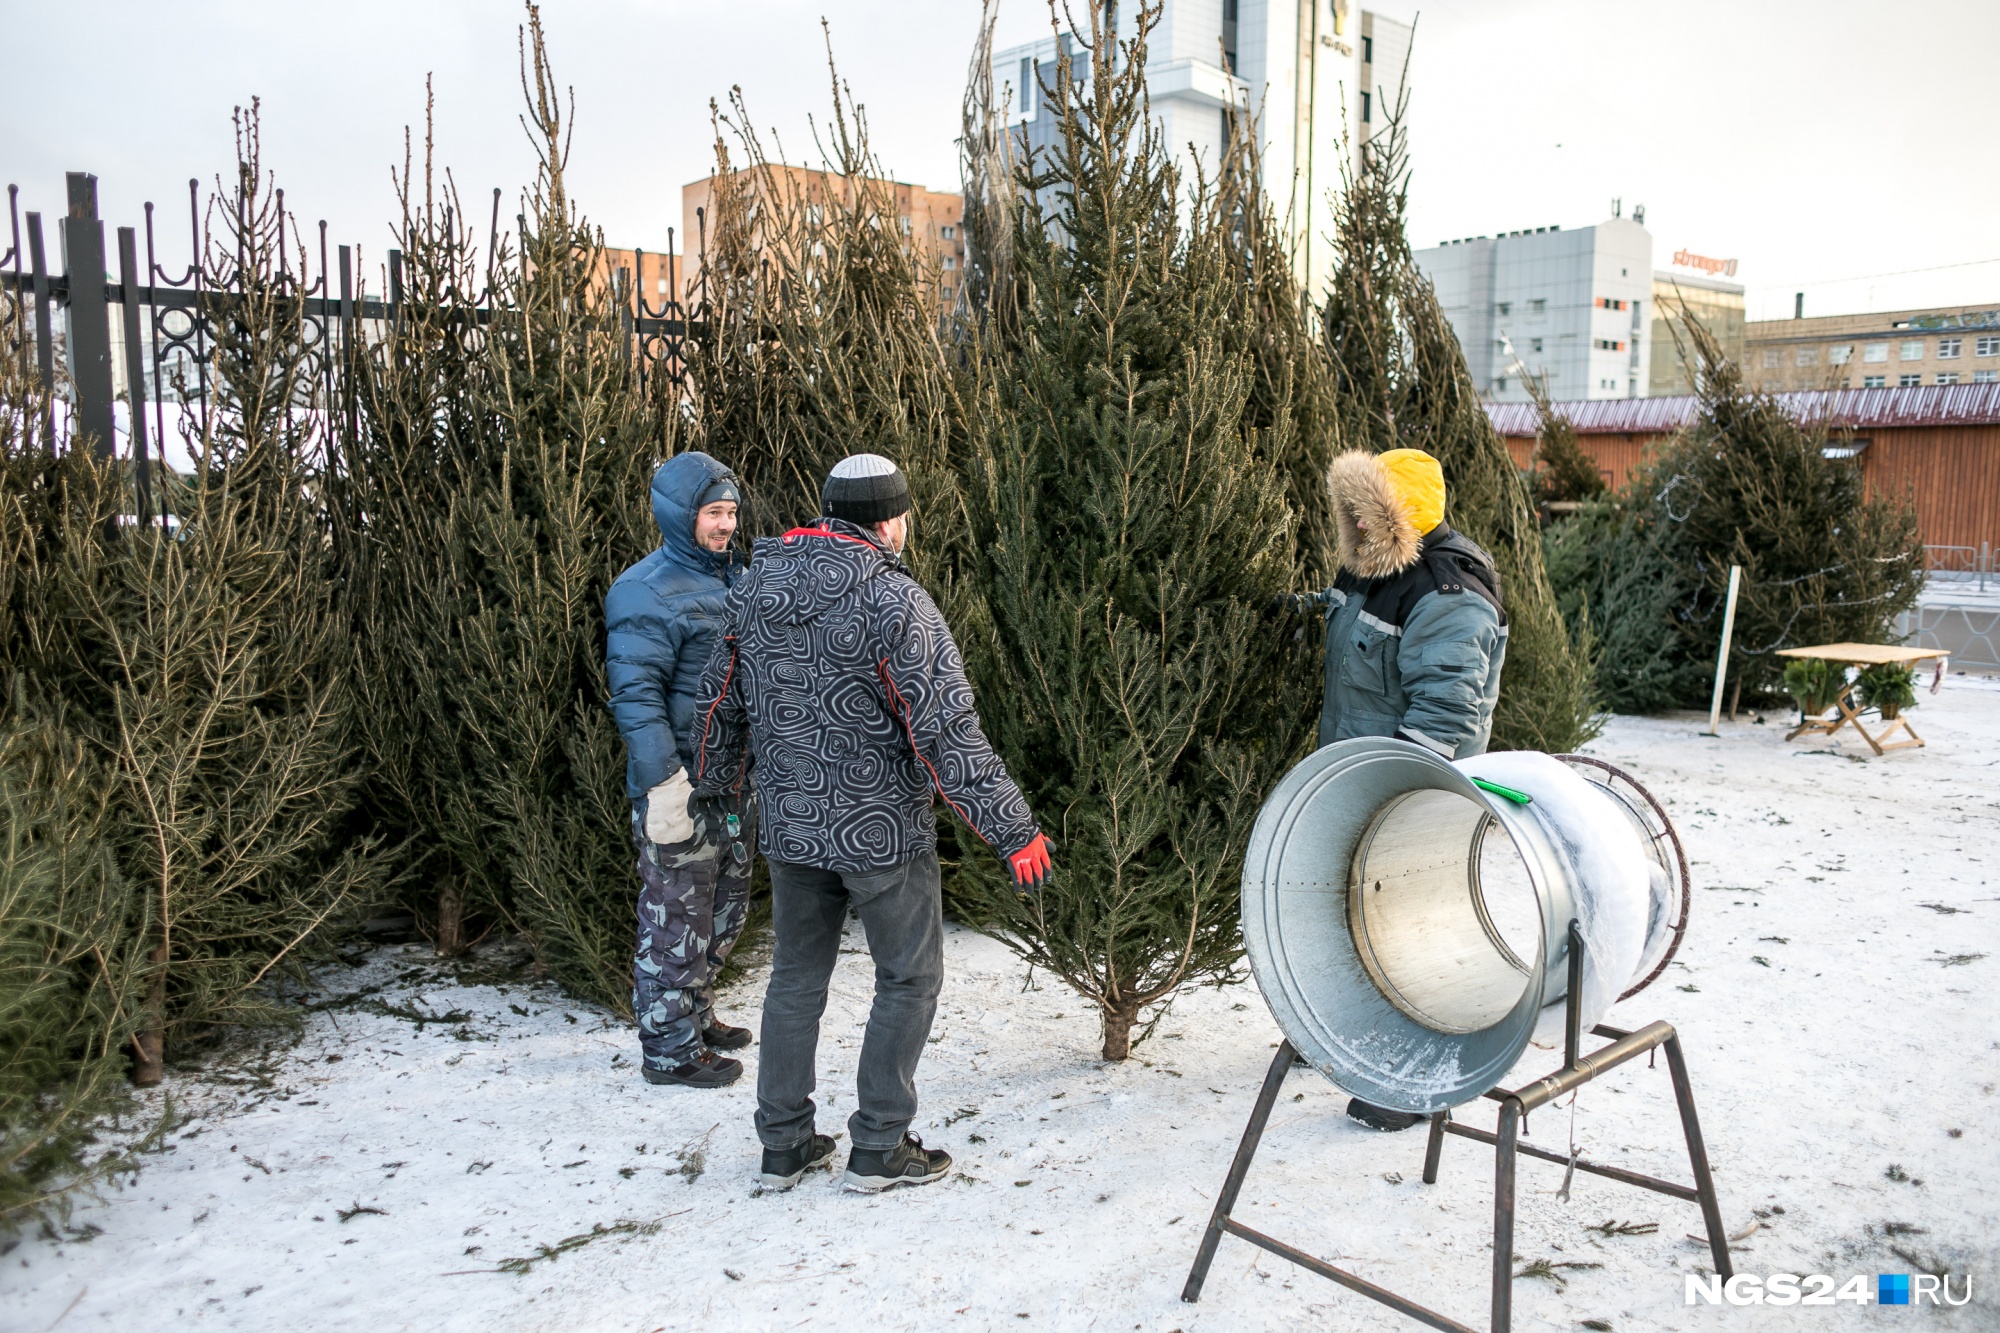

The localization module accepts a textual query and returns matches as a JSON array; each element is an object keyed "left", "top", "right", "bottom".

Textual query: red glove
[{"left": 1007, "top": 833, "right": 1054, "bottom": 890}]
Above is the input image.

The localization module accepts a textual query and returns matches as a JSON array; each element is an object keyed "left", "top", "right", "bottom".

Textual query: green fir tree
[{"left": 951, "top": 4, "right": 1313, "bottom": 1060}]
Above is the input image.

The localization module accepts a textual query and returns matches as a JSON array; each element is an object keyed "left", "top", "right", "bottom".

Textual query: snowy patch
[{"left": 6, "top": 689, "right": 2000, "bottom": 1330}]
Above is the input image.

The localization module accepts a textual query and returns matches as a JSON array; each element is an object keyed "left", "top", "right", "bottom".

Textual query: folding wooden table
[{"left": 1775, "top": 643, "right": 1947, "bottom": 755}]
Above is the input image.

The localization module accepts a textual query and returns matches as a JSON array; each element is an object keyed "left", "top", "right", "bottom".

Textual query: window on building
[
  {"left": 1977, "top": 335, "right": 2000, "bottom": 357},
  {"left": 657, "top": 278, "right": 668, "bottom": 294},
  {"left": 1900, "top": 340, "right": 1925, "bottom": 361},
  {"left": 1496, "top": 302, "right": 1511, "bottom": 316},
  {"left": 1828, "top": 344, "right": 1852, "bottom": 365},
  {"left": 1938, "top": 337, "right": 1962, "bottom": 359},
  {"left": 1363, "top": 33, "right": 1373, "bottom": 62},
  {"left": 1863, "top": 375, "right": 1886, "bottom": 388},
  {"left": 943, "top": 256, "right": 957, "bottom": 270},
  {"left": 1761, "top": 347, "right": 1782, "bottom": 367},
  {"left": 1361, "top": 91, "right": 1371, "bottom": 123},
  {"left": 1495, "top": 377, "right": 1507, "bottom": 391},
  {"left": 1974, "top": 369, "right": 1999, "bottom": 383},
  {"left": 1863, "top": 341, "right": 1888, "bottom": 363},
  {"left": 1530, "top": 298, "right": 1546, "bottom": 314},
  {"left": 941, "top": 225, "right": 955, "bottom": 239},
  {"left": 1530, "top": 338, "right": 1544, "bottom": 353},
  {"left": 1796, "top": 346, "right": 1817, "bottom": 366},
  {"left": 1936, "top": 373, "right": 1960, "bottom": 385},
  {"left": 1899, "top": 373, "right": 1922, "bottom": 386}
]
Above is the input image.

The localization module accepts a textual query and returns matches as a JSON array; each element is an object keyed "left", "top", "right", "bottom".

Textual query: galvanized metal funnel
[{"left": 1240, "top": 738, "right": 1686, "bottom": 1113}]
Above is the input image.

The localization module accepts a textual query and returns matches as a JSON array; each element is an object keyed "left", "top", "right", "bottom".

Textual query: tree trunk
[
  {"left": 131, "top": 945, "right": 168, "bottom": 1086},
  {"left": 435, "top": 882, "right": 465, "bottom": 957},
  {"left": 1101, "top": 1002, "right": 1139, "bottom": 1062}
]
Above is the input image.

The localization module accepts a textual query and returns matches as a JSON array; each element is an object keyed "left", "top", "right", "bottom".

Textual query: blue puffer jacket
[{"left": 606, "top": 453, "right": 745, "bottom": 799}]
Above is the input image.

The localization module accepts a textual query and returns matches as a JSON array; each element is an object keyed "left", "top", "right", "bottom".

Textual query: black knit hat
[{"left": 821, "top": 454, "right": 910, "bottom": 524}]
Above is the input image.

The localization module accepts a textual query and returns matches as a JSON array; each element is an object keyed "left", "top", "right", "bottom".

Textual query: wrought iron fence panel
[{"left": 5, "top": 168, "right": 705, "bottom": 526}]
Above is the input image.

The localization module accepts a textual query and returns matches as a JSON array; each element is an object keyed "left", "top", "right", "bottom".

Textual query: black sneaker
[
  {"left": 760, "top": 1133, "right": 837, "bottom": 1189},
  {"left": 703, "top": 1020, "right": 753, "bottom": 1051},
  {"left": 1346, "top": 1097, "right": 1426, "bottom": 1132},
  {"left": 641, "top": 1047, "right": 743, "bottom": 1088},
  {"left": 842, "top": 1133, "right": 952, "bottom": 1192}
]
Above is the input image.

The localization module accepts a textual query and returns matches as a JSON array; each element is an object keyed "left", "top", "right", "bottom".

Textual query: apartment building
[
  {"left": 1742, "top": 304, "right": 2000, "bottom": 394},
  {"left": 1414, "top": 208, "right": 1654, "bottom": 402},
  {"left": 992, "top": 0, "right": 1411, "bottom": 298},
  {"left": 612, "top": 167, "right": 967, "bottom": 308}
]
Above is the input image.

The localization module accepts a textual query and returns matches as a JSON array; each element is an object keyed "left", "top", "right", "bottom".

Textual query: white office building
[
  {"left": 991, "top": 0, "right": 1411, "bottom": 297},
  {"left": 1414, "top": 210, "right": 1655, "bottom": 402}
]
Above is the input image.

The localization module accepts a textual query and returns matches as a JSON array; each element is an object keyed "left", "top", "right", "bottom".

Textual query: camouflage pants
[{"left": 631, "top": 797, "right": 754, "bottom": 1070}]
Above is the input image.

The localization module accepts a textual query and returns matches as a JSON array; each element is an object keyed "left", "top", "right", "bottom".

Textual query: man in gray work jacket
[{"left": 1308, "top": 446, "right": 1508, "bottom": 1130}]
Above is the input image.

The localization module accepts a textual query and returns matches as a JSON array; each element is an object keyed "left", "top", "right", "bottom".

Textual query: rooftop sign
[
  {"left": 1672, "top": 249, "right": 1738, "bottom": 277},
  {"left": 1894, "top": 310, "right": 2000, "bottom": 331}
]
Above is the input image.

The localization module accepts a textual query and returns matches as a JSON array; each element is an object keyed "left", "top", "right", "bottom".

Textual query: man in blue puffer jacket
[{"left": 606, "top": 451, "right": 755, "bottom": 1088}]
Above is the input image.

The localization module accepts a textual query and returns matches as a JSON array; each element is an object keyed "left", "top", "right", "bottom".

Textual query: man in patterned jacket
[{"left": 691, "top": 453, "right": 1054, "bottom": 1193}]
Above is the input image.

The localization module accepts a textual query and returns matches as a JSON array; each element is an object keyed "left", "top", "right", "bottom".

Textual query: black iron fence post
[
  {"left": 61, "top": 172, "right": 117, "bottom": 460},
  {"left": 117, "top": 224, "right": 154, "bottom": 522},
  {"left": 25, "top": 211, "right": 56, "bottom": 447}
]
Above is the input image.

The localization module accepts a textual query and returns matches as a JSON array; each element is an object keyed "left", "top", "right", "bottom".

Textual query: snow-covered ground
[{"left": 8, "top": 683, "right": 1999, "bottom": 1332}]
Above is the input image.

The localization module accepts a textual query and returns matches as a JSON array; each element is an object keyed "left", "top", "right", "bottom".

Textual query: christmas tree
[
  {"left": 951, "top": 3, "right": 1312, "bottom": 1060},
  {"left": 1653, "top": 319, "right": 1923, "bottom": 699}
]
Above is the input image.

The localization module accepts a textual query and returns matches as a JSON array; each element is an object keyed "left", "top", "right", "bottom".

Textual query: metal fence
[
  {"left": 3, "top": 169, "right": 699, "bottom": 512},
  {"left": 1921, "top": 542, "right": 1996, "bottom": 590}
]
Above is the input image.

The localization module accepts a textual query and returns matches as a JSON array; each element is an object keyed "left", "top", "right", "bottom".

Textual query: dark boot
[
  {"left": 1346, "top": 1097, "right": 1426, "bottom": 1132},
  {"left": 703, "top": 1019, "right": 753, "bottom": 1051},
  {"left": 842, "top": 1133, "right": 951, "bottom": 1192},
  {"left": 760, "top": 1133, "right": 837, "bottom": 1189},
  {"left": 641, "top": 1047, "right": 743, "bottom": 1088}
]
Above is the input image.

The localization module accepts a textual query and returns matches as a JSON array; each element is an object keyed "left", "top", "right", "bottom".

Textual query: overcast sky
[{"left": 5, "top": 0, "right": 1996, "bottom": 322}]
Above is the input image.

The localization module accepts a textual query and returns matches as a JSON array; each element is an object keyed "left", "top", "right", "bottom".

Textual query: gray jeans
[{"left": 756, "top": 851, "right": 943, "bottom": 1152}]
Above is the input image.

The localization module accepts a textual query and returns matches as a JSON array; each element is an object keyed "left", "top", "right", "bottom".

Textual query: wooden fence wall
[{"left": 1500, "top": 424, "right": 2000, "bottom": 549}]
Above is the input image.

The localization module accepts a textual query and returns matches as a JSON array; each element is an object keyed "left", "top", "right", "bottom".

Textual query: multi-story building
[
  {"left": 613, "top": 167, "right": 967, "bottom": 308},
  {"left": 991, "top": 0, "right": 1411, "bottom": 297},
  {"left": 1413, "top": 208, "right": 1653, "bottom": 402},
  {"left": 1649, "top": 266, "right": 1744, "bottom": 396},
  {"left": 1742, "top": 304, "right": 2000, "bottom": 394}
]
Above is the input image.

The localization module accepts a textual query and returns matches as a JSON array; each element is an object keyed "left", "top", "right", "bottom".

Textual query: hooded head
[
  {"left": 650, "top": 452, "right": 738, "bottom": 569},
  {"left": 1326, "top": 448, "right": 1446, "bottom": 578}
]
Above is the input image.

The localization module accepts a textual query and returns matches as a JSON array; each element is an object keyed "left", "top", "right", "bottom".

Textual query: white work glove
[{"left": 644, "top": 770, "right": 695, "bottom": 845}]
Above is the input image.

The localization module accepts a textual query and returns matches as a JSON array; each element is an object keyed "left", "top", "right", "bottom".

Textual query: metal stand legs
[{"left": 1181, "top": 1024, "right": 1733, "bottom": 1332}]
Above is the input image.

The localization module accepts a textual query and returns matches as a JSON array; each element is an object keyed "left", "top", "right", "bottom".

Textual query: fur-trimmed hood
[{"left": 1328, "top": 451, "right": 1423, "bottom": 578}]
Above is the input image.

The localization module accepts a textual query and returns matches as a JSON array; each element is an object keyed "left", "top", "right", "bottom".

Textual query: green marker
[{"left": 1472, "top": 777, "right": 1534, "bottom": 805}]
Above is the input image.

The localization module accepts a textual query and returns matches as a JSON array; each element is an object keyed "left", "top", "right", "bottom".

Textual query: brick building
[
  {"left": 1742, "top": 304, "right": 2000, "bottom": 394},
  {"left": 616, "top": 167, "right": 965, "bottom": 309}
]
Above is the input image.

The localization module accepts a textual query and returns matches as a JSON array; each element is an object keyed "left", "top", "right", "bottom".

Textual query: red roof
[{"left": 1485, "top": 382, "right": 2000, "bottom": 436}]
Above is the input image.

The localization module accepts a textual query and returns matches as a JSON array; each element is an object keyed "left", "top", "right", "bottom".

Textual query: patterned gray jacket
[{"left": 690, "top": 518, "right": 1040, "bottom": 873}]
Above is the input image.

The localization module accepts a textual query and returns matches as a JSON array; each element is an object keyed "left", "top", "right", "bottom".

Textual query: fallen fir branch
[
  {"left": 1514, "top": 1258, "right": 1603, "bottom": 1290},
  {"left": 445, "top": 1211, "right": 689, "bottom": 1276},
  {"left": 1585, "top": 1219, "right": 1659, "bottom": 1237}
]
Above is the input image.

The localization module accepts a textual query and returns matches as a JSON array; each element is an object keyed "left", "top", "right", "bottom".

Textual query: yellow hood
[{"left": 1326, "top": 449, "right": 1447, "bottom": 578}]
